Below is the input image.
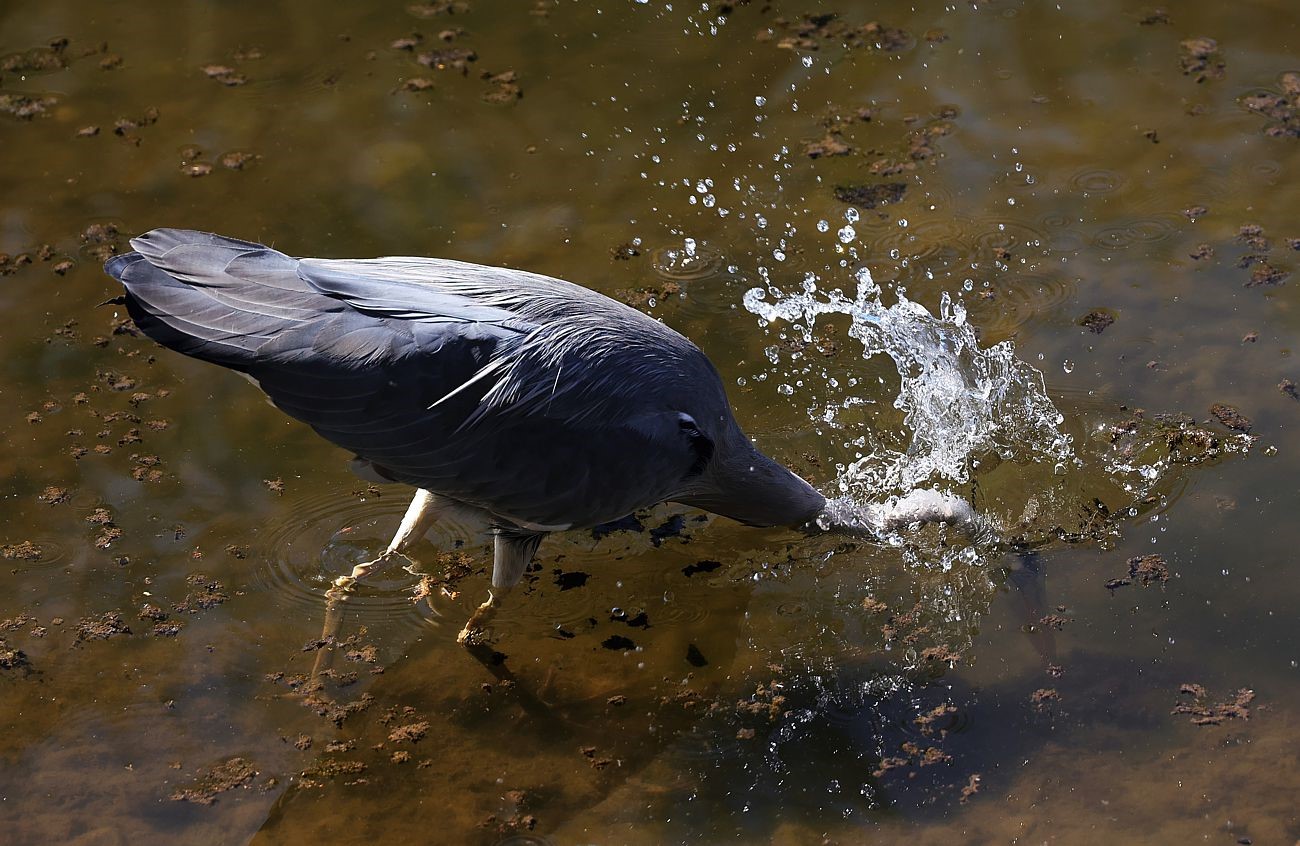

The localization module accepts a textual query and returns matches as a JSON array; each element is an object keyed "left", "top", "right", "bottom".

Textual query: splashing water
[
  {"left": 744, "top": 267, "right": 1072, "bottom": 501},
  {"left": 744, "top": 264, "right": 1254, "bottom": 552}
]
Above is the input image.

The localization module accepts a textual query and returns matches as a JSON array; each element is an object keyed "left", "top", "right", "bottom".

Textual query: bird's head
[{"left": 675, "top": 420, "right": 827, "bottom": 529}]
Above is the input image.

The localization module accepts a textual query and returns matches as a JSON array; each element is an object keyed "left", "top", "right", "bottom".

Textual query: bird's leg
[
  {"left": 337, "top": 488, "right": 440, "bottom": 587},
  {"left": 456, "top": 529, "right": 545, "bottom": 645}
]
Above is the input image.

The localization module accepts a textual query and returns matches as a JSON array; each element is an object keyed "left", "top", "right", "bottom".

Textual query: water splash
[
  {"left": 744, "top": 264, "right": 1253, "bottom": 557},
  {"left": 744, "top": 267, "right": 1072, "bottom": 498}
]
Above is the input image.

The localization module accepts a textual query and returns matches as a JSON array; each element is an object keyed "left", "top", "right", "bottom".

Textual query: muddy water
[{"left": 2, "top": 1, "right": 1298, "bottom": 843}]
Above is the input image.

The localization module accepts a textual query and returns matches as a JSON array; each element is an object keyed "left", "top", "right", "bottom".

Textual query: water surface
[{"left": 1, "top": 1, "right": 1298, "bottom": 844}]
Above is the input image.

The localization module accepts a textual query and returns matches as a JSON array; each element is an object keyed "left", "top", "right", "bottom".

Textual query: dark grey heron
[{"left": 105, "top": 229, "right": 829, "bottom": 642}]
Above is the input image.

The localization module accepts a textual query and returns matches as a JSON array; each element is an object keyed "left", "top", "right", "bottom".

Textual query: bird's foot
[
  {"left": 348, "top": 549, "right": 407, "bottom": 581},
  {"left": 457, "top": 624, "right": 491, "bottom": 647},
  {"left": 457, "top": 594, "right": 499, "bottom": 645}
]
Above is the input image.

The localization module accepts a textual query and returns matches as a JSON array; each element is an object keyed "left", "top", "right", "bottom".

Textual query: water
[
  {"left": 744, "top": 265, "right": 1071, "bottom": 495},
  {"left": 3, "top": 1, "right": 1300, "bottom": 844}
]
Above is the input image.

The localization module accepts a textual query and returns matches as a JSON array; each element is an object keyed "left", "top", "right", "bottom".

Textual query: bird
[{"left": 105, "top": 229, "right": 828, "bottom": 642}]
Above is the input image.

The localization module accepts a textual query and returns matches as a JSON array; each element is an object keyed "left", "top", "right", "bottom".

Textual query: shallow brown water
[{"left": 2, "top": 1, "right": 1299, "bottom": 844}]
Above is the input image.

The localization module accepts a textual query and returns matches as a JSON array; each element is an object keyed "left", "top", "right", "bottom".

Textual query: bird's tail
[{"left": 104, "top": 229, "right": 325, "bottom": 369}]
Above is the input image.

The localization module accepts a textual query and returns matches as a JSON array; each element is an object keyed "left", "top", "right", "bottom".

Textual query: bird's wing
[
  {"left": 298, "top": 256, "right": 711, "bottom": 428},
  {"left": 112, "top": 228, "right": 534, "bottom": 455}
]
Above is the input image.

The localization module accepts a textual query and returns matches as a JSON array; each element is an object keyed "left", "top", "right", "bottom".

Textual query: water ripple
[
  {"left": 972, "top": 218, "right": 1048, "bottom": 253},
  {"left": 1090, "top": 215, "right": 1182, "bottom": 251},
  {"left": 967, "top": 271, "right": 1077, "bottom": 336},
  {"left": 1068, "top": 167, "right": 1126, "bottom": 195},
  {"left": 650, "top": 241, "right": 725, "bottom": 281},
  {"left": 248, "top": 489, "right": 464, "bottom": 633}
]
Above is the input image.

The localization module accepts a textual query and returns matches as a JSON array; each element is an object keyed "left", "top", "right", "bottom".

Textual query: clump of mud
[
  {"left": 1179, "top": 37, "right": 1224, "bottom": 82},
  {"left": 1078, "top": 309, "right": 1116, "bottom": 334},
  {"left": 1128, "top": 554, "right": 1170, "bottom": 586},
  {"left": 1173, "top": 684, "right": 1255, "bottom": 726},
  {"left": 1241, "top": 72, "right": 1300, "bottom": 138},
  {"left": 0, "top": 637, "right": 30, "bottom": 670},
  {"left": 74, "top": 612, "right": 131, "bottom": 643},
  {"left": 170, "top": 757, "right": 265, "bottom": 804},
  {"left": 832, "top": 182, "right": 907, "bottom": 208},
  {"left": 760, "top": 14, "right": 912, "bottom": 53}
]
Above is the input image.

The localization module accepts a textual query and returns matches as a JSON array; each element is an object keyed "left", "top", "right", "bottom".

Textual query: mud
[
  {"left": 1128, "top": 554, "right": 1170, "bottom": 586},
  {"left": 1241, "top": 71, "right": 1300, "bottom": 138},
  {"left": 73, "top": 611, "right": 131, "bottom": 642},
  {"left": 1179, "top": 37, "right": 1224, "bottom": 82},
  {"left": 832, "top": 182, "right": 907, "bottom": 208},
  {"left": 1210, "top": 403, "right": 1252, "bottom": 432},
  {"left": 764, "top": 15, "right": 912, "bottom": 54},
  {"left": 170, "top": 758, "right": 262, "bottom": 804},
  {"left": 1172, "top": 685, "right": 1255, "bottom": 726},
  {"left": 1078, "top": 309, "right": 1115, "bottom": 334}
]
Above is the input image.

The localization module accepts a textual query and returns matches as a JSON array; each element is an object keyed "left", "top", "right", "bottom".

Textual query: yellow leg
[{"left": 347, "top": 489, "right": 440, "bottom": 581}]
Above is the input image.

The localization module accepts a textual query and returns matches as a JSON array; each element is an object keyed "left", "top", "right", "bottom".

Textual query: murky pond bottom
[{"left": 2, "top": 1, "right": 1299, "bottom": 843}]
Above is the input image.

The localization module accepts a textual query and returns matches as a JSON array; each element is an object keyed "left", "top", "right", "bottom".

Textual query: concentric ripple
[
  {"left": 967, "top": 271, "right": 1078, "bottom": 336},
  {"left": 972, "top": 218, "right": 1048, "bottom": 253},
  {"left": 1068, "top": 167, "right": 1126, "bottom": 195},
  {"left": 650, "top": 240, "right": 725, "bottom": 281},
  {"left": 1090, "top": 214, "right": 1181, "bottom": 251},
  {"left": 10, "top": 535, "right": 72, "bottom": 569},
  {"left": 248, "top": 488, "right": 484, "bottom": 632},
  {"left": 870, "top": 216, "right": 977, "bottom": 267}
]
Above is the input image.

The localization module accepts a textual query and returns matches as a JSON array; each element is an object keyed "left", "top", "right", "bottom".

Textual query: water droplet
[
  {"left": 778, "top": 384, "right": 794, "bottom": 396},
  {"left": 1063, "top": 359, "right": 1074, "bottom": 373},
  {"left": 837, "top": 225, "right": 856, "bottom": 244},
  {"left": 817, "top": 219, "right": 830, "bottom": 233},
  {"left": 844, "top": 208, "right": 860, "bottom": 223},
  {"left": 755, "top": 95, "right": 766, "bottom": 107}
]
